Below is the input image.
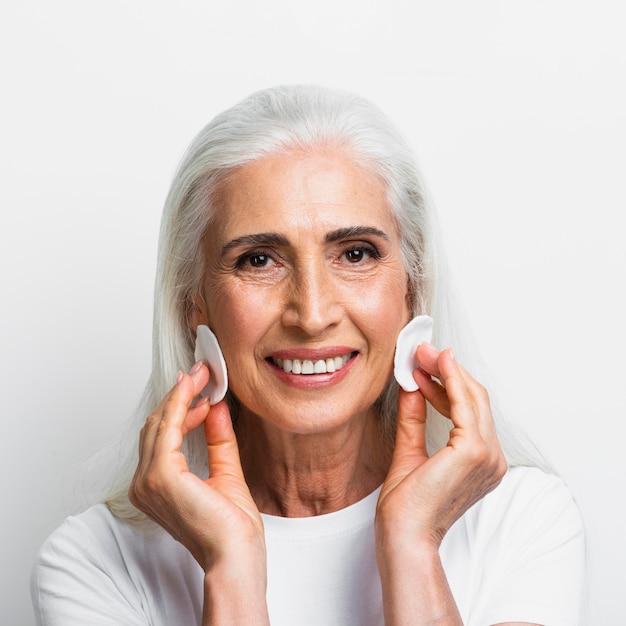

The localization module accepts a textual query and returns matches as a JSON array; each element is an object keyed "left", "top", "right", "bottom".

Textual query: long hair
[{"left": 104, "top": 85, "right": 547, "bottom": 523}]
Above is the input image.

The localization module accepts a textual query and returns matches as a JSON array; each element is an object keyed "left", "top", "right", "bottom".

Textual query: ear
[
  {"left": 405, "top": 276, "right": 414, "bottom": 321},
  {"left": 186, "top": 291, "right": 209, "bottom": 333}
]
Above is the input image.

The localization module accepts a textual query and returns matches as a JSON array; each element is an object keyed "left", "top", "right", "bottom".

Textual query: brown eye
[
  {"left": 236, "top": 251, "right": 276, "bottom": 269},
  {"left": 342, "top": 245, "right": 379, "bottom": 263},
  {"left": 345, "top": 249, "right": 365, "bottom": 263},
  {"left": 249, "top": 254, "right": 269, "bottom": 267}
]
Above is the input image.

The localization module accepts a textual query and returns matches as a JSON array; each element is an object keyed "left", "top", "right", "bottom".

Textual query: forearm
[
  {"left": 377, "top": 534, "right": 462, "bottom": 626},
  {"left": 202, "top": 562, "right": 270, "bottom": 626}
]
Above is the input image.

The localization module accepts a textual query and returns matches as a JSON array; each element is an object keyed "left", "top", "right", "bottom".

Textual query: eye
[
  {"left": 345, "top": 249, "right": 366, "bottom": 263},
  {"left": 341, "top": 244, "right": 379, "bottom": 264},
  {"left": 248, "top": 253, "right": 270, "bottom": 267},
  {"left": 236, "top": 251, "right": 277, "bottom": 270}
]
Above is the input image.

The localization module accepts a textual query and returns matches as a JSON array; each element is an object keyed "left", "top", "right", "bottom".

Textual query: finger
[
  {"left": 414, "top": 347, "right": 491, "bottom": 441},
  {"left": 151, "top": 365, "right": 211, "bottom": 456},
  {"left": 439, "top": 352, "right": 507, "bottom": 483},
  {"left": 435, "top": 350, "right": 485, "bottom": 433},
  {"left": 135, "top": 409, "right": 163, "bottom": 478},
  {"left": 393, "top": 388, "right": 429, "bottom": 464},
  {"left": 414, "top": 342, "right": 444, "bottom": 380},
  {"left": 137, "top": 366, "right": 202, "bottom": 457},
  {"left": 416, "top": 346, "right": 485, "bottom": 429},
  {"left": 182, "top": 396, "right": 211, "bottom": 435},
  {"left": 204, "top": 401, "right": 245, "bottom": 480},
  {"left": 437, "top": 353, "right": 498, "bottom": 442},
  {"left": 412, "top": 368, "right": 451, "bottom": 417}
]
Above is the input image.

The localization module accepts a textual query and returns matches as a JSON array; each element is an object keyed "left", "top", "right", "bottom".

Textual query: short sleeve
[
  {"left": 467, "top": 468, "right": 586, "bottom": 626},
  {"left": 31, "top": 510, "right": 148, "bottom": 626}
]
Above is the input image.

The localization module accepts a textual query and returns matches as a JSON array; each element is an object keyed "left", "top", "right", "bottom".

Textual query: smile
[{"left": 271, "top": 353, "right": 354, "bottom": 375}]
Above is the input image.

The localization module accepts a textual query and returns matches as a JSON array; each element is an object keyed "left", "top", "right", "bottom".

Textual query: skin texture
[
  {"left": 129, "top": 148, "right": 526, "bottom": 625},
  {"left": 196, "top": 148, "right": 409, "bottom": 515}
]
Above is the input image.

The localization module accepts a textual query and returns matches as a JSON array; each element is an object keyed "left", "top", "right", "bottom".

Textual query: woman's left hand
[
  {"left": 377, "top": 342, "right": 507, "bottom": 548},
  {"left": 375, "top": 343, "right": 507, "bottom": 623}
]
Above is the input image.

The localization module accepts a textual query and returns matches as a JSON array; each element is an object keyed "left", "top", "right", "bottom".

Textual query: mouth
[{"left": 269, "top": 352, "right": 356, "bottom": 375}]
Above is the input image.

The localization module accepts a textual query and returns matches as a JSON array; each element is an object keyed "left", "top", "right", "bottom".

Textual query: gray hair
[{"left": 105, "top": 85, "right": 546, "bottom": 522}]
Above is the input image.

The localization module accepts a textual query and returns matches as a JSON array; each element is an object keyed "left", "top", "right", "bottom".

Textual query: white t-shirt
[{"left": 31, "top": 467, "right": 585, "bottom": 625}]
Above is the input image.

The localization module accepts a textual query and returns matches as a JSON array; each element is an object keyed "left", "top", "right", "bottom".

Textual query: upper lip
[{"left": 268, "top": 346, "right": 357, "bottom": 360}]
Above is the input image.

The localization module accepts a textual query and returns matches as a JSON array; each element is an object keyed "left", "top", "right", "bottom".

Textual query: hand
[
  {"left": 377, "top": 343, "right": 507, "bottom": 548},
  {"left": 128, "top": 362, "right": 266, "bottom": 574}
]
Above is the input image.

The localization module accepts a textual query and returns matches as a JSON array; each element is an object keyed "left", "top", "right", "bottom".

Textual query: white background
[{"left": 1, "top": 1, "right": 624, "bottom": 624}]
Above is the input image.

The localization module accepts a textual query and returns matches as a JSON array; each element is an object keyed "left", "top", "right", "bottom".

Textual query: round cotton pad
[
  {"left": 393, "top": 315, "right": 434, "bottom": 392},
  {"left": 194, "top": 325, "right": 228, "bottom": 405}
]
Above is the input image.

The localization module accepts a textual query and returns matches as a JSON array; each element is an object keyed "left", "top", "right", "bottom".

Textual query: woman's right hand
[{"left": 128, "top": 362, "right": 267, "bottom": 593}]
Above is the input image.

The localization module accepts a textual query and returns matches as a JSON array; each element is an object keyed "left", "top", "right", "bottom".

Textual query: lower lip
[{"left": 267, "top": 353, "right": 358, "bottom": 389}]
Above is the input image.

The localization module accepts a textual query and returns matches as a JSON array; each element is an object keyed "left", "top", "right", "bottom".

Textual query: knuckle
[
  {"left": 495, "top": 453, "right": 508, "bottom": 479},
  {"left": 474, "top": 383, "right": 490, "bottom": 404},
  {"left": 143, "top": 413, "right": 160, "bottom": 432},
  {"left": 142, "top": 469, "right": 165, "bottom": 496},
  {"left": 130, "top": 464, "right": 164, "bottom": 503},
  {"left": 156, "top": 418, "right": 170, "bottom": 438},
  {"left": 484, "top": 448, "right": 507, "bottom": 483},
  {"left": 128, "top": 482, "right": 140, "bottom": 508},
  {"left": 469, "top": 443, "right": 490, "bottom": 467}
]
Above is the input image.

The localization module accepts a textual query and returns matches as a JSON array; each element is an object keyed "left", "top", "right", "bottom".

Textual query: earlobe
[{"left": 404, "top": 276, "right": 414, "bottom": 319}]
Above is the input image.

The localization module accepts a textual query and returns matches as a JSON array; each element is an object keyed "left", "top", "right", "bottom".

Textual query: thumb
[
  {"left": 393, "top": 388, "right": 429, "bottom": 466},
  {"left": 204, "top": 401, "right": 244, "bottom": 480}
]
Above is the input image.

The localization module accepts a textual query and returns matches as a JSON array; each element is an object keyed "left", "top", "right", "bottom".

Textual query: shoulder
[
  {"left": 442, "top": 467, "right": 586, "bottom": 625},
  {"left": 477, "top": 466, "right": 583, "bottom": 535},
  {"left": 32, "top": 502, "right": 196, "bottom": 580},
  {"left": 456, "top": 465, "right": 585, "bottom": 557},
  {"left": 31, "top": 505, "right": 201, "bottom": 625},
  {"left": 445, "top": 464, "right": 584, "bottom": 547},
  {"left": 35, "top": 504, "right": 148, "bottom": 568}
]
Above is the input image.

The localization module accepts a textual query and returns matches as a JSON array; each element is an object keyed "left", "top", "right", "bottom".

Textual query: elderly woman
[{"left": 32, "top": 85, "right": 584, "bottom": 625}]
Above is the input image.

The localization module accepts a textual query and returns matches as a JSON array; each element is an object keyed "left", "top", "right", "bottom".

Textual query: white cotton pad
[
  {"left": 194, "top": 325, "right": 228, "bottom": 405},
  {"left": 393, "top": 315, "right": 434, "bottom": 392}
]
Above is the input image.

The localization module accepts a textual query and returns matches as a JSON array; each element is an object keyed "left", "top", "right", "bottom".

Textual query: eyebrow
[
  {"left": 324, "top": 226, "right": 389, "bottom": 243},
  {"left": 221, "top": 233, "right": 290, "bottom": 255},
  {"left": 221, "top": 226, "right": 389, "bottom": 256}
]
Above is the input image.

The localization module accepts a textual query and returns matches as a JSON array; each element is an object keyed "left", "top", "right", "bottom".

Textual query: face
[{"left": 193, "top": 148, "right": 410, "bottom": 436}]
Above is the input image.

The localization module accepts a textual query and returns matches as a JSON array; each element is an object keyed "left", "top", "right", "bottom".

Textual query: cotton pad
[
  {"left": 194, "top": 325, "right": 228, "bottom": 405},
  {"left": 393, "top": 315, "right": 434, "bottom": 392}
]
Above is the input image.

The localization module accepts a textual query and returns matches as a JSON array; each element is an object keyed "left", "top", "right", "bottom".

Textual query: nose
[{"left": 281, "top": 261, "right": 343, "bottom": 336}]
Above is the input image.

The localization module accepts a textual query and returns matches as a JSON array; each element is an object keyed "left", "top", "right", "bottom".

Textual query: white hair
[{"left": 103, "top": 85, "right": 548, "bottom": 523}]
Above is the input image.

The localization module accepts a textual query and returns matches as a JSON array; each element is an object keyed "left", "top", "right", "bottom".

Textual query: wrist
[
  {"left": 375, "top": 537, "right": 462, "bottom": 626},
  {"left": 375, "top": 511, "right": 443, "bottom": 558},
  {"left": 376, "top": 526, "right": 440, "bottom": 580},
  {"left": 203, "top": 560, "right": 269, "bottom": 625}
]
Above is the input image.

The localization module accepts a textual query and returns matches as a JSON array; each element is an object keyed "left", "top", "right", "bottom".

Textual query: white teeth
[
  {"left": 272, "top": 354, "right": 352, "bottom": 375},
  {"left": 314, "top": 360, "right": 326, "bottom": 374}
]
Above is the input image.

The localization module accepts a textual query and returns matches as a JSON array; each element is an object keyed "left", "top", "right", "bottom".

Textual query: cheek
[
  {"left": 357, "top": 273, "right": 410, "bottom": 333},
  {"left": 206, "top": 280, "right": 277, "bottom": 357},
  {"left": 356, "top": 281, "right": 410, "bottom": 371}
]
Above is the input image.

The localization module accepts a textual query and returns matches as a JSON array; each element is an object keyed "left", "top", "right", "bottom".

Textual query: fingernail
[
  {"left": 194, "top": 395, "right": 210, "bottom": 408},
  {"left": 448, "top": 348, "right": 456, "bottom": 361},
  {"left": 190, "top": 360, "right": 203, "bottom": 374},
  {"left": 175, "top": 370, "right": 184, "bottom": 384},
  {"left": 420, "top": 342, "right": 438, "bottom": 354}
]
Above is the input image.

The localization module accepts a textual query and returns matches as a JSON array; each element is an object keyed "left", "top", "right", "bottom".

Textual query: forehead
[{"left": 211, "top": 148, "right": 395, "bottom": 239}]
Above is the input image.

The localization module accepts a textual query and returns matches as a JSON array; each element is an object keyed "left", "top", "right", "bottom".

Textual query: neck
[{"left": 236, "top": 407, "right": 391, "bottom": 517}]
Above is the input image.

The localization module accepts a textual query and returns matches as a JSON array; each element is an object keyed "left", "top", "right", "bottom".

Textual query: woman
[{"left": 32, "top": 85, "right": 585, "bottom": 625}]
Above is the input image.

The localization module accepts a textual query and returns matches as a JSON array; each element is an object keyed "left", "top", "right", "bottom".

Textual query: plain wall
[{"left": 2, "top": 1, "right": 624, "bottom": 623}]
